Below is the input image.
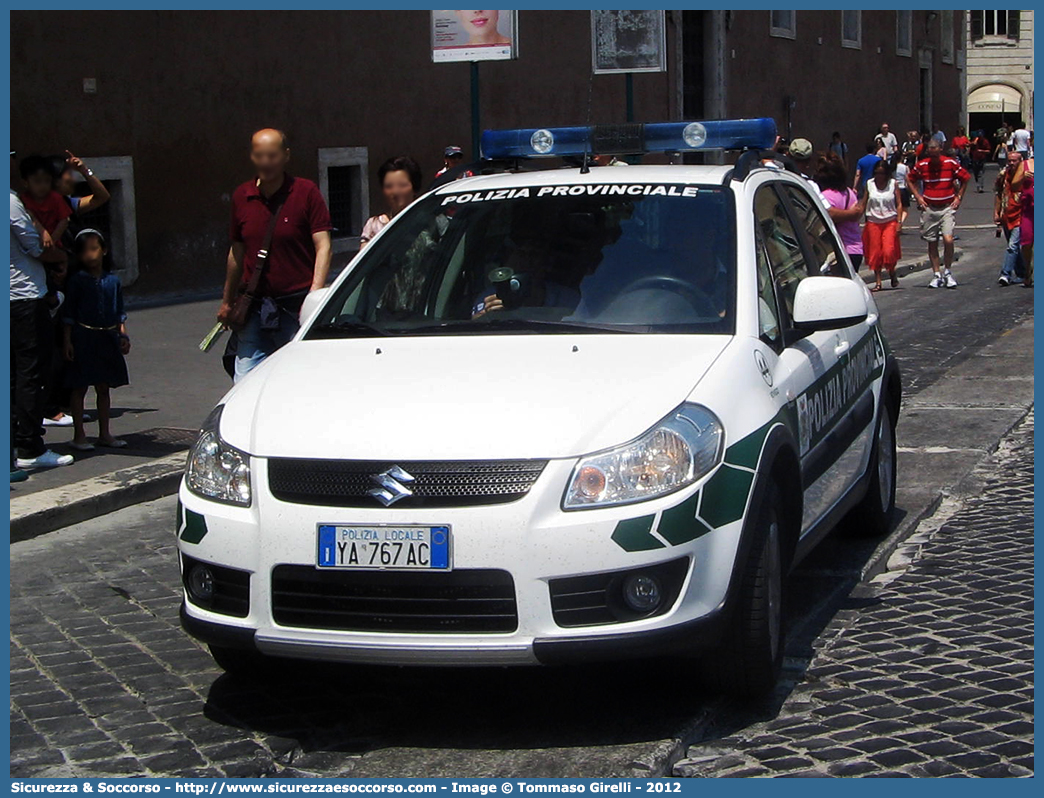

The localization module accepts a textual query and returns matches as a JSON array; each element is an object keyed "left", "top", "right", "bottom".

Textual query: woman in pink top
[
  {"left": 815, "top": 154, "right": 866, "bottom": 269},
  {"left": 360, "top": 156, "right": 423, "bottom": 248}
]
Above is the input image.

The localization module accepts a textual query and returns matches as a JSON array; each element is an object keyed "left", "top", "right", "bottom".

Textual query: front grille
[
  {"left": 549, "top": 558, "right": 690, "bottom": 628},
  {"left": 271, "top": 566, "right": 518, "bottom": 633},
  {"left": 181, "top": 554, "right": 250, "bottom": 618},
  {"left": 268, "top": 459, "right": 547, "bottom": 508}
]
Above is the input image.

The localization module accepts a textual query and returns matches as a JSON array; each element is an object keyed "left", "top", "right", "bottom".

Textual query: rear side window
[
  {"left": 753, "top": 185, "right": 808, "bottom": 318},
  {"left": 754, "top": 225, "right": 782, "bottom": 347},
  {"left": 780, "top": 184, "right": 850, "bottom": 278}
]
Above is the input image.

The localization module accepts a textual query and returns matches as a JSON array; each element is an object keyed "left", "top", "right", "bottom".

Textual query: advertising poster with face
[{"left": 431, "top": 10, "right": 518, "bottom": 62}]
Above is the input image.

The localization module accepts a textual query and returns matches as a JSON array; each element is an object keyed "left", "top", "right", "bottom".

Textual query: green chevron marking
[
  {"left": 699, "top": 464, "right": 756, "bottom": 529},
  {"left": 656, "top": 490, "right": 712, "bottom": 545},
  {"left": 611, "top": 515, "right": 665, "bottom": 552},
  {"left": 178, "top": 502, "right": 208, "bottom": 544}
]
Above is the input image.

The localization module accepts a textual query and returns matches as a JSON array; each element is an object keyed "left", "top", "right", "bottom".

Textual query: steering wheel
[{"left": 617, "top": 275, "right": 720, "bottom": 318}]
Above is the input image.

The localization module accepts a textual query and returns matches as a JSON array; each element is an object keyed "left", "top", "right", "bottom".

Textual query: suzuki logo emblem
[{"left": 368, "top": 466, "right": 416, "bottom": 506}]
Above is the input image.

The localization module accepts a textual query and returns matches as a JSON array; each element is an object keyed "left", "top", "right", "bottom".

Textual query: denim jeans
[
  {"left": 1001, "top": 226, "right": 1026, "bottom": 281},
  {"left": 233, "top": 307, "right": 300, "bottom": 383}
]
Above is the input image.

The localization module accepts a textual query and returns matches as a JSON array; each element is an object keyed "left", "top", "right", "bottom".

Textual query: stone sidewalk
[{"left": 675, "top": 412, "right": 1034, "bottom": 778}]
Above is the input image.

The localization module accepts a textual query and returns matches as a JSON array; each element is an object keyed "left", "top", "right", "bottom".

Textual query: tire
[
  {"left": 208, "top": 644, "right": 280, "bottom": 678},
  {"left": 849, "top": 399, "right": 898, "bottom": 538},
  {"left": 699, "top": 483, "right": 786, "bottom": 698}
]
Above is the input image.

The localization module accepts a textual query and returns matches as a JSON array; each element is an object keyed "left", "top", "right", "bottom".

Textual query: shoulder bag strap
[{"left": 242, "top": 196, "right": 286, "bottom": 297}]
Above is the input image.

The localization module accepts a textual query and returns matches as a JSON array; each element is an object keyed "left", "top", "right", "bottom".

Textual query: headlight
[
  {"left": 564, "top": 404, "right": 723, "bottom": 510},
  {"left": 185, "top": 406, "right": 251, "bottom": 506}
]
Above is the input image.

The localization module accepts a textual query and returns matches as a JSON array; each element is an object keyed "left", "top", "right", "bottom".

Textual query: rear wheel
[
  {"left": 849, "top": 400, "right": 897, "bottom": 537},
  {"left": 699, "top": 483, "right": 785, "bottom": 698}
]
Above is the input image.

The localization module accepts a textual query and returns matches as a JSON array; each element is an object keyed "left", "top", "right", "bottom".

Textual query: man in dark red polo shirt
[{"left": 218, "top": 128, "right": 332, "bottom": 381}]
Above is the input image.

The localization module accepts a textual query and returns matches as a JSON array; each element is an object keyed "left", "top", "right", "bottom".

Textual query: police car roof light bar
[{"left": 481, "top": 118, "right": 777, "bottom": 160}]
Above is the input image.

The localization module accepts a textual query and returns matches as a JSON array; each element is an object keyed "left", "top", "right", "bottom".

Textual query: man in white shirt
[
  {"left": 1011, "top": 121, "right": 1031, "bottom": 156},
  {"left": 879, "top": 123, "right": 899, "bottom": 163},
  {"left": 10, "top": 153, "right": 74, "bottom": 471}
]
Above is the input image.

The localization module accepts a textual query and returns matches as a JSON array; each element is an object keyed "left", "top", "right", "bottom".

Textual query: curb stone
[
  {"left": 860, "top": 402, "right": 1032, "bottom": 584},
  {"left": 9, "top": 452, "right": 187, "bottom": 542}
]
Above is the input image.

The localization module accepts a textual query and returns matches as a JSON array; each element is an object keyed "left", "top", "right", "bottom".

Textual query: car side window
[
  {"left": 753, "top": 184, "right": 808, "bottom": 319},
  {"left": 780, "top": 184, "right": 850, "bottom": 278},
  {"left": 754, "top": 225, "right": 782, "bottom": 347}
]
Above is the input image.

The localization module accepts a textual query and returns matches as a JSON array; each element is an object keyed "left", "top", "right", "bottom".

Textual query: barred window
[
  {"left": 896, "top": 11, "right": 912, "bottom": 56},
  {"left": 770, "top": 11, "right": 796, "bottom": 39},
  {"left": 327, "top": 165, "right": 361, "bottom": 239},
  {"left": 842, "top": 10, "right": 861, "bottom": 49},
  {"left": 971, "top": 10, "right": 1020, "bottom": 41}
]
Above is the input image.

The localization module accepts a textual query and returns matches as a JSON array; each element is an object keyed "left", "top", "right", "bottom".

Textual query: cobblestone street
[
  {"left": 676, "top": 413, "right": 1035, "bottom": 778},
  {"left": 8, "top": 214, "right": 1036, "bottom": 779}
]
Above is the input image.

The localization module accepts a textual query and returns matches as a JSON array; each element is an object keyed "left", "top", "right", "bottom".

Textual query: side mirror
[
  {"left": 299, "top": 287, "right": 331, "bottom": 328},
  {"left": 792, "top": 276, "right": 868, "bottom": 331}
]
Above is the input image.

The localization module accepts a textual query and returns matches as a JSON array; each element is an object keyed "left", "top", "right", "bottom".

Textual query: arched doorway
[{"left": 968, "top": 83, "right": 1026, "bottom": 142}]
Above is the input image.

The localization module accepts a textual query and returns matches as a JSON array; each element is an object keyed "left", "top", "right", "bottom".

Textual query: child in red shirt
[{"left": 19, "top": 155, "right": 73, "bottom": 250}]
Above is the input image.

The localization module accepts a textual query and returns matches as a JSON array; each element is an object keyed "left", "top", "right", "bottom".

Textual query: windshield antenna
[{"left": 580, "top": 63, "right": 595, "bottom": 175}]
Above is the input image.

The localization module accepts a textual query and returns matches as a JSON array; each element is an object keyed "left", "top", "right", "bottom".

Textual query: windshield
[{"left": 308, "top": 180, "right": 735, "bottom": 338}]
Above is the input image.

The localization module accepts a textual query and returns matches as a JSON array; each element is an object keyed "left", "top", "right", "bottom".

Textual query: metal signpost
[
  {"left": 590, "top": 10, "right": 667, "bottom": 123},
  {"left": 431, "top": 10, "right": 519, "bottom": 159}
]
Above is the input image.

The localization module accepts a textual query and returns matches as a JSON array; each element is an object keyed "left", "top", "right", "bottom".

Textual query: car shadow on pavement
[
  {"left": 202, "top": 656, "right": 713, "bottom": 754},
  {"left": 198, "top": 519, "right": 903, "bottom": 759}
]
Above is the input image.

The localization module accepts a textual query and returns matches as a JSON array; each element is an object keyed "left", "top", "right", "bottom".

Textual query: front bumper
[
  {"left": 180, "top": 601, "right": 728, "bottom": 665},
  {"left": 177, "top": 455, "right": 745, "bottom": 666}
]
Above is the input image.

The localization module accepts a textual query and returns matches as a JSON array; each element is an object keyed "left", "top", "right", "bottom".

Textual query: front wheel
[
  {"left": 698, "top": 483, "right": 785, "bottom": 698},
  {"left": 849, "top": 400, "right": 898, "bottom": 537}
]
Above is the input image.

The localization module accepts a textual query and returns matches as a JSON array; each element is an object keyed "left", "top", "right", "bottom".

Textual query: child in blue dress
[{"left": 62, "top": 229, "right": 131, "bottom": 451}]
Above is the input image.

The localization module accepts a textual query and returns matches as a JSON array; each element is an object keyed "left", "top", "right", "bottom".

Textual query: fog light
[
  {"left": 622, "top": 573, "right": 662, "bottom": 613},
  {"left": 188, "top": 564, "right": 215, "bottom": 602}
]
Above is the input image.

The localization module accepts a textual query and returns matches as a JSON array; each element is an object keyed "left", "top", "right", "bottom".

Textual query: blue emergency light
[{"left": 480, "top": 118, "right": 778, "bottom": 160}]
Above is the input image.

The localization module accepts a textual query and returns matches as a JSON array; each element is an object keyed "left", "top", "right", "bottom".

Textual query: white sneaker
[
  {"left": 999, "top": 275, "right": 1010, "bottom": 286},
  {"left": 945, "top": 272, "right": 958, "bottom": 289},
  {"left": 43, "top": 414, "right": 74, "bottom": 427},
  {"left": 928, "top": 273, "right": 945, "bottom": 289},
  {"left": 15, "top": 450, "right": 74, "bottom": 469}
]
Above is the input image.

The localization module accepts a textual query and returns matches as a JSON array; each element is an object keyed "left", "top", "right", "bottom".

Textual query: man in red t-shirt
[
  {"left": 218, "top": 129, "right": 332, "bottom": 381},
  {"left": 907, "top": 139, "right": 971, "bottom": 289},
  {"left": 970, "top": 131, "right": 992, "bottom": 193}
]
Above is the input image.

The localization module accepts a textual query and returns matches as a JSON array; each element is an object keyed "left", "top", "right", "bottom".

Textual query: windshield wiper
[
  {"left": 309, "top": 319, "right": 391, "bottom": 338},
  {"left": 409, "top": 318, "right": 640, "bottom": 334}
]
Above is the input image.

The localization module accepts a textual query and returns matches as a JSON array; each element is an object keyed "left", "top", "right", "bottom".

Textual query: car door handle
[{"left": 834, "top": 340, "right": 850, "bottom": 356}]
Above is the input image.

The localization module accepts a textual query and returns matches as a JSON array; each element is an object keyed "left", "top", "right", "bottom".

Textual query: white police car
[{"left": 178, "top": 118, "right": 900, "bottom": 696}]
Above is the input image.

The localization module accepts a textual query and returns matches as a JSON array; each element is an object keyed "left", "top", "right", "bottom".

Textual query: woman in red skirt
[{"left": 862, "top": 160, "right": 903, "bottom": 291}]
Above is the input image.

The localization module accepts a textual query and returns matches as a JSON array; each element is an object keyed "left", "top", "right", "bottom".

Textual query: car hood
[{"left": 219, "top": 335, "right": 731, "bottom": 461}]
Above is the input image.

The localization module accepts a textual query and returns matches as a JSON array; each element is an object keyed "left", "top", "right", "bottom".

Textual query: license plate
[{"left": 316, "top": 525, "right": 451, "bottom": 570}]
